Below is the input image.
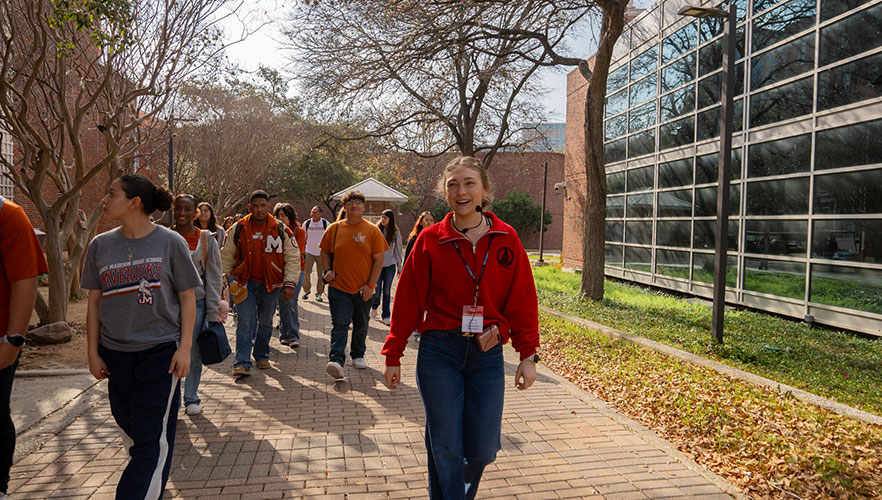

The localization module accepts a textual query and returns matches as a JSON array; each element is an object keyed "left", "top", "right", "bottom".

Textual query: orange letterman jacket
[{"left": 219, "top": 213, "right": 301, "bottom": 292}]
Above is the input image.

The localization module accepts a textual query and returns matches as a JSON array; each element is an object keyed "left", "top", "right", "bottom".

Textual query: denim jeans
[
  {"left": 279, "top": 269, "right": 305, "bottom": 342},
  {"left": 415, "top": 330, "right": 505, "bottom": 500},
  {"left": 234, "top": 281, "right": 280, "bottom": 369},
  {"left": 371, "top": 264, "right": 396, "bottom": 320},
  {"left": 0, "top": 356, "right": 19, "bottom": 494},
  {"left": 183, "top": 298, "right": 207, "bottom": 406},
  {"left": 327, "top": 286, "right": 371, "bottom": 365}
]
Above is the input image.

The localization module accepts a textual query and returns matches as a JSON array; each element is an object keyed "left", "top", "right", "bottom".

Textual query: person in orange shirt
[
  {"left": 319, "top": 190, "right": 388, "bottom": 378},
  {"left": 0, "top": 196, "right": 48, "bottom": 500},
  {"left": 273, "top": 203, "right": 306, "bottom": 348}
]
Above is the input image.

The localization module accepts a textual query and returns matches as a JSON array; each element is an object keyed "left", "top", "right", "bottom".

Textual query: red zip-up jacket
[{"left": 381, "top": 212, "right": 539, "bottom": 367}]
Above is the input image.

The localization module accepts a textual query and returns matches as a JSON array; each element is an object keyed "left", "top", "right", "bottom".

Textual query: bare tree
[
  {"left": 0, "top": 0, "right": 240, "bottom": 323},
  {"left": 283, "top": 0, "right": 587, "bottom": 167}
]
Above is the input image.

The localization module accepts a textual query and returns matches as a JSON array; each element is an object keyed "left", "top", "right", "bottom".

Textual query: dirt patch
[{"left": 21, "top": 291, "right": 88, "bottom": 371}]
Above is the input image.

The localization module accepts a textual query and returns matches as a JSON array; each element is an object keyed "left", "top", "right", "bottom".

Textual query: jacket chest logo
[
  {"left": 496, "top": 247, "right": 514, "bottom": 268},
  {"left": 265, "top": 234, "right": 283, "bottom": 253}
]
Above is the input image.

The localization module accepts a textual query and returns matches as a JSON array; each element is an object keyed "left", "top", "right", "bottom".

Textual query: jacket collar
[
  {"left": 239, "top": 212, "right": 279, "bottom": 230},
  {"left": 437, "top": 211, "right": 509, "bottom": 244}
]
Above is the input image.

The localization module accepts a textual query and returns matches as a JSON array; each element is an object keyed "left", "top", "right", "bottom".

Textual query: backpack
[{"left": 303, "top": 218, "right": 329, "bottom": 231}]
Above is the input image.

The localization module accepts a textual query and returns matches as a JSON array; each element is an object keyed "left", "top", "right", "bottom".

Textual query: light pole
[
  {"left": 679, "top": 3, "right": 736, "bottom": 344},
  {"left": 538, "top": 161, "right": 548, "bottom": 264}
]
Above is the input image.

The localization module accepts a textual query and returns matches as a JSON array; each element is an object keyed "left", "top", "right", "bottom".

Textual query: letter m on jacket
[{"left": 265, "top": 234, "right": 283, "bottom": 253}]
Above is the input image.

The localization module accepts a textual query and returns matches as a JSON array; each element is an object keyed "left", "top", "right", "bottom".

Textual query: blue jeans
[
  {"left": 278, "top": 269, "right": 305, "bottom": 342},
  {"left": 416, "top": 330, "right": 505, "bottom": 500},
  {"left": 371, "top": 265, "right": 396, "bottom": 320},
  {"left": 234, "top": 281, "right": 280, "bottom": 369},
  {"left": 327, "top": 286, "right": 371, "bottom": 365},
  {"left": 183, "top": 299, "right": 207, "bottom": 406}
]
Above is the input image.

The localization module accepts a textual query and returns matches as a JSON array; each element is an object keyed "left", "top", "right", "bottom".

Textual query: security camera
[{"left": 553, "top": 181, "right": 566, "bottom": 193}]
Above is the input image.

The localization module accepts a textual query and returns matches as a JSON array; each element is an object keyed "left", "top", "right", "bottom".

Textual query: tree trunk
[{"left": 41, "top": 213, "right": 71, "bottom": 324}]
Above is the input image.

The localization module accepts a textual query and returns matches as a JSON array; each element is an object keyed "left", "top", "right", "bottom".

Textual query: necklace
[
  {"left": 454, "top": 216, "right": 489, "bottom": 243},
  {"left": 124, "top": 236, "right": 144, "bottom": 261}
]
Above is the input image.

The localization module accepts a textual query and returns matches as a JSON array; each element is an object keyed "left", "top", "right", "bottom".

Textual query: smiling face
[
  {"left": 197, "top": 205, "right": 212, "bottom": 224},
  {"left": 102, "top": 178, "right": 138, "bottom": 221},
  {"left": 444, "top": 165, "right": 487, "bottom": 217},
  {"left": 421, "top": 213, "right": 436, "bottom": 228},
  {"left": 310, "top": 206, "right": 321, "bottom": 221},
  {"left": 174, "top": 197, "right": 197, "bottom": 228}
]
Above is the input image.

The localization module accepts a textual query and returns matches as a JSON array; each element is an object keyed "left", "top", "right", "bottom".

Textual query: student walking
[
  {"left": 404, "top": 211, "right": 436, "bottom": 263},
  {"left": 220, "top": 191, "right": 300, "bottom": 377},
  {"left": 320, "top": 190, "right": 388, "bottom": 378},
  {"left": 382, "top": 156, "right": 540, "bottom": 500},
  {"left": 302, "top": 206, "right": 330, "bottom": 302},
  {"left": 82, "top": 174, "right": 201, "bottom": 499},
  {"left": 0, "top": 196, "right": 48, "bottom": 500},
  {"left": 195, "top": 201, "right": 227, "bottom": 248},
  {"left": 171, "top": 194, "right": 223, "bottom": 416},
  {"left": 273, "top": 203, "right": 306, "bottom": 348},
  {"left": 371, "top": 209, "right": 403, "bottom": 325}
]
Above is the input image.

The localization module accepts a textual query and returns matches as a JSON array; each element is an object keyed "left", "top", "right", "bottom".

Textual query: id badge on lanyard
[{"left": 453, "top": 236, "right": 494, "bottom": 334}]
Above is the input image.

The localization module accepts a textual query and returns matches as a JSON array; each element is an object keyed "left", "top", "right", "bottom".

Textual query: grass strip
[
  {"left": 540, "top": 313, "right": 882, "bottom": 499},
  {"left": 533, "top": 266, "right": 882, "bottom": 416}
]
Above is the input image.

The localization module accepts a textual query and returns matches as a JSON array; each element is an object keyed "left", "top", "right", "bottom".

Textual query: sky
[{"left": 220, "top": 0, "right": 600, "bottom": 123}]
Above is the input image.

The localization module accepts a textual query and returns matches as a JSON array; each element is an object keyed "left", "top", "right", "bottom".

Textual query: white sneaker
[
  {"left": 352, "top": 357, "right": 368, "bottom": 370},
  {"left": 326, "top": 361, "right": 344, "bottom": 379},
  {"left": 381, "top": 317, "right": 391, "bottom": 326},
  {"left": 185, "top": 403, "right": 202, "bottom": 415}
]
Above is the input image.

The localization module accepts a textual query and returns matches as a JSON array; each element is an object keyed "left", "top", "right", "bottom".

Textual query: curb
[
  {"left": 16, "top": 369, "right": 91, "bottom": 378},
  {"left": 540, "top": 305, "right": 882, "bottom": 426}
]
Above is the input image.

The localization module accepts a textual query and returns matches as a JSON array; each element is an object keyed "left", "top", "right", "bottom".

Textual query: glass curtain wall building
[{"left": 602, "top": 0, "right": 882, "bottom": 335}]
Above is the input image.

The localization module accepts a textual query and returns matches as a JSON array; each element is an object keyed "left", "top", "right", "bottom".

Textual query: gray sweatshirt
[
  {"left": 382, "top": 228, "right": 404, "bottom": 271},
  {"left": 189, "top": 230, "right": 223, "bottom": 322}
]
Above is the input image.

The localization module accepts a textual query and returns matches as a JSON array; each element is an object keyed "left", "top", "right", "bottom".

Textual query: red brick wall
[{"left": 563, "top": 67, "right": 590, "bottom": 269}]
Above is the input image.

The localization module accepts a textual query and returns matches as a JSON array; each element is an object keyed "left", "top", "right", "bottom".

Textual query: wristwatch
[
  {"left": 0, "top": 335, "right": 25, "bottom": 347},
  {"left": 527, "top": 354, "right": 539, "bottom": 363}
]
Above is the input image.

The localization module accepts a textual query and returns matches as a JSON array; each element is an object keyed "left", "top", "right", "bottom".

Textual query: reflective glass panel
[
  {"left": 606, "top": 220, "right": 624, "bottom": 242},
  {"left": 696, "top": 99, "right": 744, "bottom": 141},
  {"left": 607, "top": 195, "right": 625, "bottom": 218},
  {"left": 817, "top": 51, "right": 882, "bottom": 111},
  {"left": 628, "top": 130, "right": 656, "bottom": 158},
  {"left": 606, "top": 244, "right": 624, "bottom": 266},
  {"left": 819, "top": 3, "right": 882, "bottom": 67},
  {"left": 608, "top": 65, "right": 629, "bottom": 94},
  {"left": 656, "top": 249, "right": 691, "bottom": 279},
  {"left": 821, "top": 0, "right": 872, "bottom": 20},
  {"left": 658, "top": 189, "right": 693, "bottom": 217},
  {"left": 697, "top": 63, "right": 745, "bottom": 109},
  {"left": 630, "top": 73, "right": 658, "bottom": 107},
  {"left": 605, "top": 139, "right": 627, "bottom": 165},
  {"left": 699, "top": 0, "right": 747, "bottom": 41},
  {"left": 755, "top": 0, "right": 783, "bottom": 14},
  {"left": 627, "top": 193, "right": 654, "bottom": 217},
  {"left": 692, "top": 253, "right": 737, "bottom": 286},
  {"left": 696, "top": 148, "right": 743, "bottom": 184},
  {"left": 745, "top": 219, "right": 808, "bottom": 256},
  {"left": 693, "top": 220, "right": 740, "bottom": 250},
  {"left": 752, "top": 0, "right": 817, "bottom": 52},
  {"left": 751, "top": 33, "right": 815, "bottom": 91},
  {"left": 658, "top": 159, "right": 693, "bottom": 188},
  {"left": 695, "top": 185, "right": 741, "bottom": 216},
  {"left": 815, "top": 118, "right": 882, "bottom": 170},
  {"left": 812, "top": 219, "right": 882, "bottom": 262},
  {"left": 629, "top": 101, "right": 656, "bottom": 133},
  {"left": 626, "top": 220, "right": 653, "bottom": 244},
  {"left": 625, "top": 246, "right": 653, "bottom": 272},
  {"left": 663, "top": 22, "right": 698, "bottom": 64},
  {"left": 811, "top": 264, "right": 882, "bottom": 314},
  {"left": 661, "top": 53, "right": 697, "bottom": 93},
  {"left": 746, "top": 177, "right": 810, "bottom": 215},
  {"left": 813, "top": 169, "right": 882, "bottom": 214},
  {"left": 606, "top": 115, "right": 627, "bottom": 141},
  {"left": 660, "top": 116, "right": 696, "bottom": 151},
  {"left": 749, "top": 76, "right": 813, "bottom": 128},
  {"left": 627, "top": 166, "right": 655, "bottom": 192},
  {"left": 606, "top": 89, "right": 628, "bottom": 117},
  {"left": 698, "top": 28, "right": 745, "bottom": 77},
  {"left": 744, "top": 258, "right": 806, "bottom": 299},
  {"left": 657, "top": 220, "right": 692, "bottom": 247},
  {"left": 660, "top": 84, "right": 696, "bottom": 122},
  {"left": 748, "top": 134, "right": 811, "bottom": 178},
  {"left": 630, "top": 47, "right": 658, "bottom": 82},
  {"left": 607, "top": 171, "right": 626, "bottom": 195}
]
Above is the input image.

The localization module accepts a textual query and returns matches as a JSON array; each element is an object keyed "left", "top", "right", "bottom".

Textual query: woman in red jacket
[{"left": 382, "top": 156, "right": 539, "bottom": 500}]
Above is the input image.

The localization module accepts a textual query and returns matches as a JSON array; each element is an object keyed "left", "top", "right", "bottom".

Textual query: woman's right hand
[
  {"left": 88, "top": 351, "right": 109, "bottom": 380},
  {"left": 384, "top": 365, "right": 401, "bottom": 390}
]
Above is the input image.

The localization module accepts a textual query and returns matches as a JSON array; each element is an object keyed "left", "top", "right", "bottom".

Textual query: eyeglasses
[{"left": 345, "top": 200, "right": 365, "bottom": 206}]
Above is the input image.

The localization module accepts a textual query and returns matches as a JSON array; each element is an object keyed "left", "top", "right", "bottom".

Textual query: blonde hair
[{"left": 437, "top": 156, "right": 492, "bottom": 208}]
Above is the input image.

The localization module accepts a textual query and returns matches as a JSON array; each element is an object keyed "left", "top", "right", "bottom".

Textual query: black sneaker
[{"left": 302, "top": 293, "right": 309, "bottom": 300}]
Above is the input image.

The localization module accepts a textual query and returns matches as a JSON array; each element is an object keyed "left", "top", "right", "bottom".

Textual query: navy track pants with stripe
[{"left": 100, "top": 341, "right": 181, "bottom": 500}]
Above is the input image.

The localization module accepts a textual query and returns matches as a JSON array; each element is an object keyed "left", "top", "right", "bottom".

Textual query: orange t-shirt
[
  {"left": 182, "top": 231, "right": 200, "bottom": 251},
  {"left": 0, "top": 198, "right": 49, "bottom": 336},
  {"left": 319, "top": 219, "right": 388, "bottom": 294}
]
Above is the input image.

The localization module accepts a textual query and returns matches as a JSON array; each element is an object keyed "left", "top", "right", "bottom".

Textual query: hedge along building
[{"left": 563, "top": 0, "right": 882, "bottom": 336}]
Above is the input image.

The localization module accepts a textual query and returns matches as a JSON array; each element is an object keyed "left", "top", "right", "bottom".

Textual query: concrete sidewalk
[{"left": 8, "top": 299, "right": 738, "bottom": 499}]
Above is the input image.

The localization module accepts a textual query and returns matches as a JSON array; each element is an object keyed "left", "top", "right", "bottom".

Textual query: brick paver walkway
[{"left": 10, "top": 299, "right": 736, "bottom": 499}]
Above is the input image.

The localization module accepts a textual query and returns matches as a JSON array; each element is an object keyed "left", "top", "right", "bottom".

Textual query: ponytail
[{"left": 119, "top": 174, "right": 172, "bottom": 214}]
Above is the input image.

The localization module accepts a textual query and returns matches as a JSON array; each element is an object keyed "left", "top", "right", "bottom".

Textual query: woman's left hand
[
  {"left": 168, "top": 347, "right": 191, "bottom": 378},
  {"left": 515, "top": 358, "right": 536, "bottom": 390}
]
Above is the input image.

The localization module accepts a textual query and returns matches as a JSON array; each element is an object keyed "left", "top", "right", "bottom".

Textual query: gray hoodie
[{"left": 190, "top": 230, "right": 223, "bottom": 322}]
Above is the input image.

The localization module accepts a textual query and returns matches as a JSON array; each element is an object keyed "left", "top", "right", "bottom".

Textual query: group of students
[{"left": 0, "top": 154, "right": 540, "bottom": 500}]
